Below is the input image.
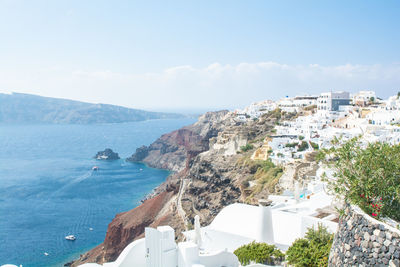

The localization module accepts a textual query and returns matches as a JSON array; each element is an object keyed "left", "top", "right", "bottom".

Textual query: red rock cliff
[
  {"left": 72, "top": 189, "right": 177, "bottom": 265},
  {"left": 72, "top": 111, "right": 231, "bottom": 266}
]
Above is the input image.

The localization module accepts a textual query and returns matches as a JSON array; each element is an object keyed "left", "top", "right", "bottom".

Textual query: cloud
[{"left": 0, "top": 62, "right": 399, "bottom": 111}]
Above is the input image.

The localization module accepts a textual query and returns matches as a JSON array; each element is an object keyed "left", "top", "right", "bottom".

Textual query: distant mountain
[{"left": 0, "top": 93, "right": 185, "bottom": 124}]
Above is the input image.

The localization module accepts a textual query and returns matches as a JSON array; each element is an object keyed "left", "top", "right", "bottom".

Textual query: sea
[{"left": 0, "top": 118, "right": 196, "bottom": 267}]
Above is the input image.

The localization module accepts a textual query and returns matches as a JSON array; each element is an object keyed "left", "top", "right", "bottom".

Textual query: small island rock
[{"left": 95, "top": 148, "right": 120, "bottom": 160}]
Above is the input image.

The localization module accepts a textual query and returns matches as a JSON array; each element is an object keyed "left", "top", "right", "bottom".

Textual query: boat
[
  {"left": 92, "top": 166, "right": 99, "bottom": 171},
  {"left": 44, "top": 252, "right": 49, "bottom": 256},
  {"left": 65, "top": 235, "right": 76, "bottom": 241},
  {"left": 89, "top": 227, "right": 93, "bottom": 231}
]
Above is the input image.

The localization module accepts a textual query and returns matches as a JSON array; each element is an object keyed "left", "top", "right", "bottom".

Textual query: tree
[
  {"left": 240, "top": 144, "right": 254, "bottom": 152},
  {"left": 320, "top": 138, "right": 400, "bottom": 221}
]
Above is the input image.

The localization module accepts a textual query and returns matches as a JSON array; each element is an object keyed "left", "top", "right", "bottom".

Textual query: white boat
[
  {"left": 44, "top": 252, "right": 49, "bottom": 256},
  {"left": 65, "top": 235, "right": 76, "bottom": 241},
  {"left": 92, "top": 166, "right": 99, "bottom": 171},
  {"left": 89, "top": 227, "right": 93, "bottom": 231}
]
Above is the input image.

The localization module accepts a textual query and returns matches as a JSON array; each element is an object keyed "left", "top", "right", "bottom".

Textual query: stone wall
[{"left": 329, "top": 205, "right": 400, "bottom": 267}]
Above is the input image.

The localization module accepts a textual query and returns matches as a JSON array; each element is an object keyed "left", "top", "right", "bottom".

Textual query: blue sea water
[{"left": 0, "top": 118, "right": 195, "bottom": 267}]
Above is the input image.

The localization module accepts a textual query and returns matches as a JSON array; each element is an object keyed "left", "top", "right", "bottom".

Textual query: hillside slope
[
  {"left": 0, "top": 93, "right": 184, "bottom": 124},
  {"left": 71, "top": 110, "right": 291, "bottom": 266}
]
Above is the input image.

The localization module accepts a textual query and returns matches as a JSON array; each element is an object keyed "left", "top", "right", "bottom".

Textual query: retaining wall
[{"left": 328, "top": 205, "right": 400, "bottom": 266}]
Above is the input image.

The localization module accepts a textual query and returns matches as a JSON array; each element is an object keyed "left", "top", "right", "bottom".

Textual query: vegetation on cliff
[
  {"left": 237, "top": 157, "right": 284, "bottom": 202},
  {"left": 240, "top": 143, "right": 254, "bottom": 152},
  {"left": 320, "top": 138, "right": 400, "bottom": 221}
]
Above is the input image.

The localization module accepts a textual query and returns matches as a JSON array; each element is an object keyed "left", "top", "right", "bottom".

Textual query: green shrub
[
  {"left": 268, "top": 108, "right": 282, "bottom": 120},
  {"left": 320, "top": 138, "right": 400, "bottom": 221},
  {"left": 297, "top": 141, "right": 309, "bottom": 152},
  {"left": 310, "top": 141, "right": 319, "bottom": 150},
  {"left": 315, "top": 150, "right": 326, "bottom": 162},
  {"left": 286, "top": 224, "right": 333, "bottom": 267},
  {"left": 236, "top": 157, "right": 284, "bottom": 196},
  {"left": 299, "top": 135, "right": 305, "bottom": 140},
  {"left": 258, "top": 159, "right": 276, "bottom": 172},
  {"left": 253, "top": 160, "right": 283, "bottom": 194},
  {"left": 240, "top": 144, "right": 254, "bottom": 152},
  {"left": 234, "top": 241, "right": 285, "bottom": 266},
  {"left": 241, "top": 180, "right": 250, "bottom": 188},
  {"left": 285, "top": 142, "right": 297, "bottom": 148}
]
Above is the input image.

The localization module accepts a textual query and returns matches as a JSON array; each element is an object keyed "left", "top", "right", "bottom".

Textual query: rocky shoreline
[{"left": 71, "top": 109, "right": 289, "bottom": 266}]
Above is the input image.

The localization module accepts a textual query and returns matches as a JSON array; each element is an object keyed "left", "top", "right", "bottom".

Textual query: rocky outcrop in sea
[{"left": 94, "top": 148, "right": 120, "bottom": 160}]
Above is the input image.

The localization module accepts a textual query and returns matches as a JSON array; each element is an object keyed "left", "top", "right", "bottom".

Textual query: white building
[
  {"left": 239, "top": 100, "right": 277, "bottom": 119},
  {"left": 77, "top": 185, "right": 338, "bottom": 267},
  {"left": 277, "top": 95, "right": 318, "bottom": 113},
  {"left": 366, "top": 110, "right": 400, "bottom": 126},
  {"left": 385, "top": 95, "right": 400, "bottom": 110},
  {"left": 317, "top": 91, "right": 350, "bottom": 112},
  {"left": 352, "top": 90, "right": 376, "bottom": 106},
  {"left": 292, "top": 95, "right": 318, "bottom": 107}
]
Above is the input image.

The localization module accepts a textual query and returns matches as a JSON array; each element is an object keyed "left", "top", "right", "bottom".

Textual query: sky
[{"left": 0, "top": 0, "right": 399, "bottom": 112}]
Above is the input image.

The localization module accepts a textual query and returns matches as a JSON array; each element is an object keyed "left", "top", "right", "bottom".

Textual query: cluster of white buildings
[
  {"left": 236, "top": 90, "right": 399, "bottom": 120},
  {"left": 240, "top": 91, "right": 400, "bottom": 165},
  {"left": 234, "top": 95, "right": 319, "bottom": 119},
  {"left": 235, "top": 100, "right": 277, "bottom": 121},
  {"left": 277, "top": 95, "right": 318, "bottom": 113}
]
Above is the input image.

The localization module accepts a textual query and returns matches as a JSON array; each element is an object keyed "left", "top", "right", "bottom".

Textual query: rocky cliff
[
  {"left": 75, "top": 190, "right": 178, "bottom": 264},
  {"left": 72, "top": 109, "right": 290, "bottom": 266},
  {"left": 127, "top": 110, "right": 231, "bottom": 172}
]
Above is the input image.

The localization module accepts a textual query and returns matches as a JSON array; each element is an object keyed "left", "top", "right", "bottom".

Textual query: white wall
[{"left": 114, "top": 238, "right": 146, "bottom": 267}]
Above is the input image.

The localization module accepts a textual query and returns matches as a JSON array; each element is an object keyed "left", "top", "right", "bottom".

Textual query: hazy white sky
[{"left": 0, "top": 0, "right": 399, "bottom": 111}]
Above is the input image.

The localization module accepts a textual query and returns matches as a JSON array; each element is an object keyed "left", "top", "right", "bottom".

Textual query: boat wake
[{"left": 44, "top": 170, "right": 94, "bottom": 200}]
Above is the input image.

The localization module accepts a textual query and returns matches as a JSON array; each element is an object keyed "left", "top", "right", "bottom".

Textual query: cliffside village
[{"left": 235, "top": 91, "right": 400, "bottom": 165}]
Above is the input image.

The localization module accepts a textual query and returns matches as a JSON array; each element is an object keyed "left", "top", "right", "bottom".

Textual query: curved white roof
[{"left": 209, "top": 203, "right": 261, "bottom": 240}]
